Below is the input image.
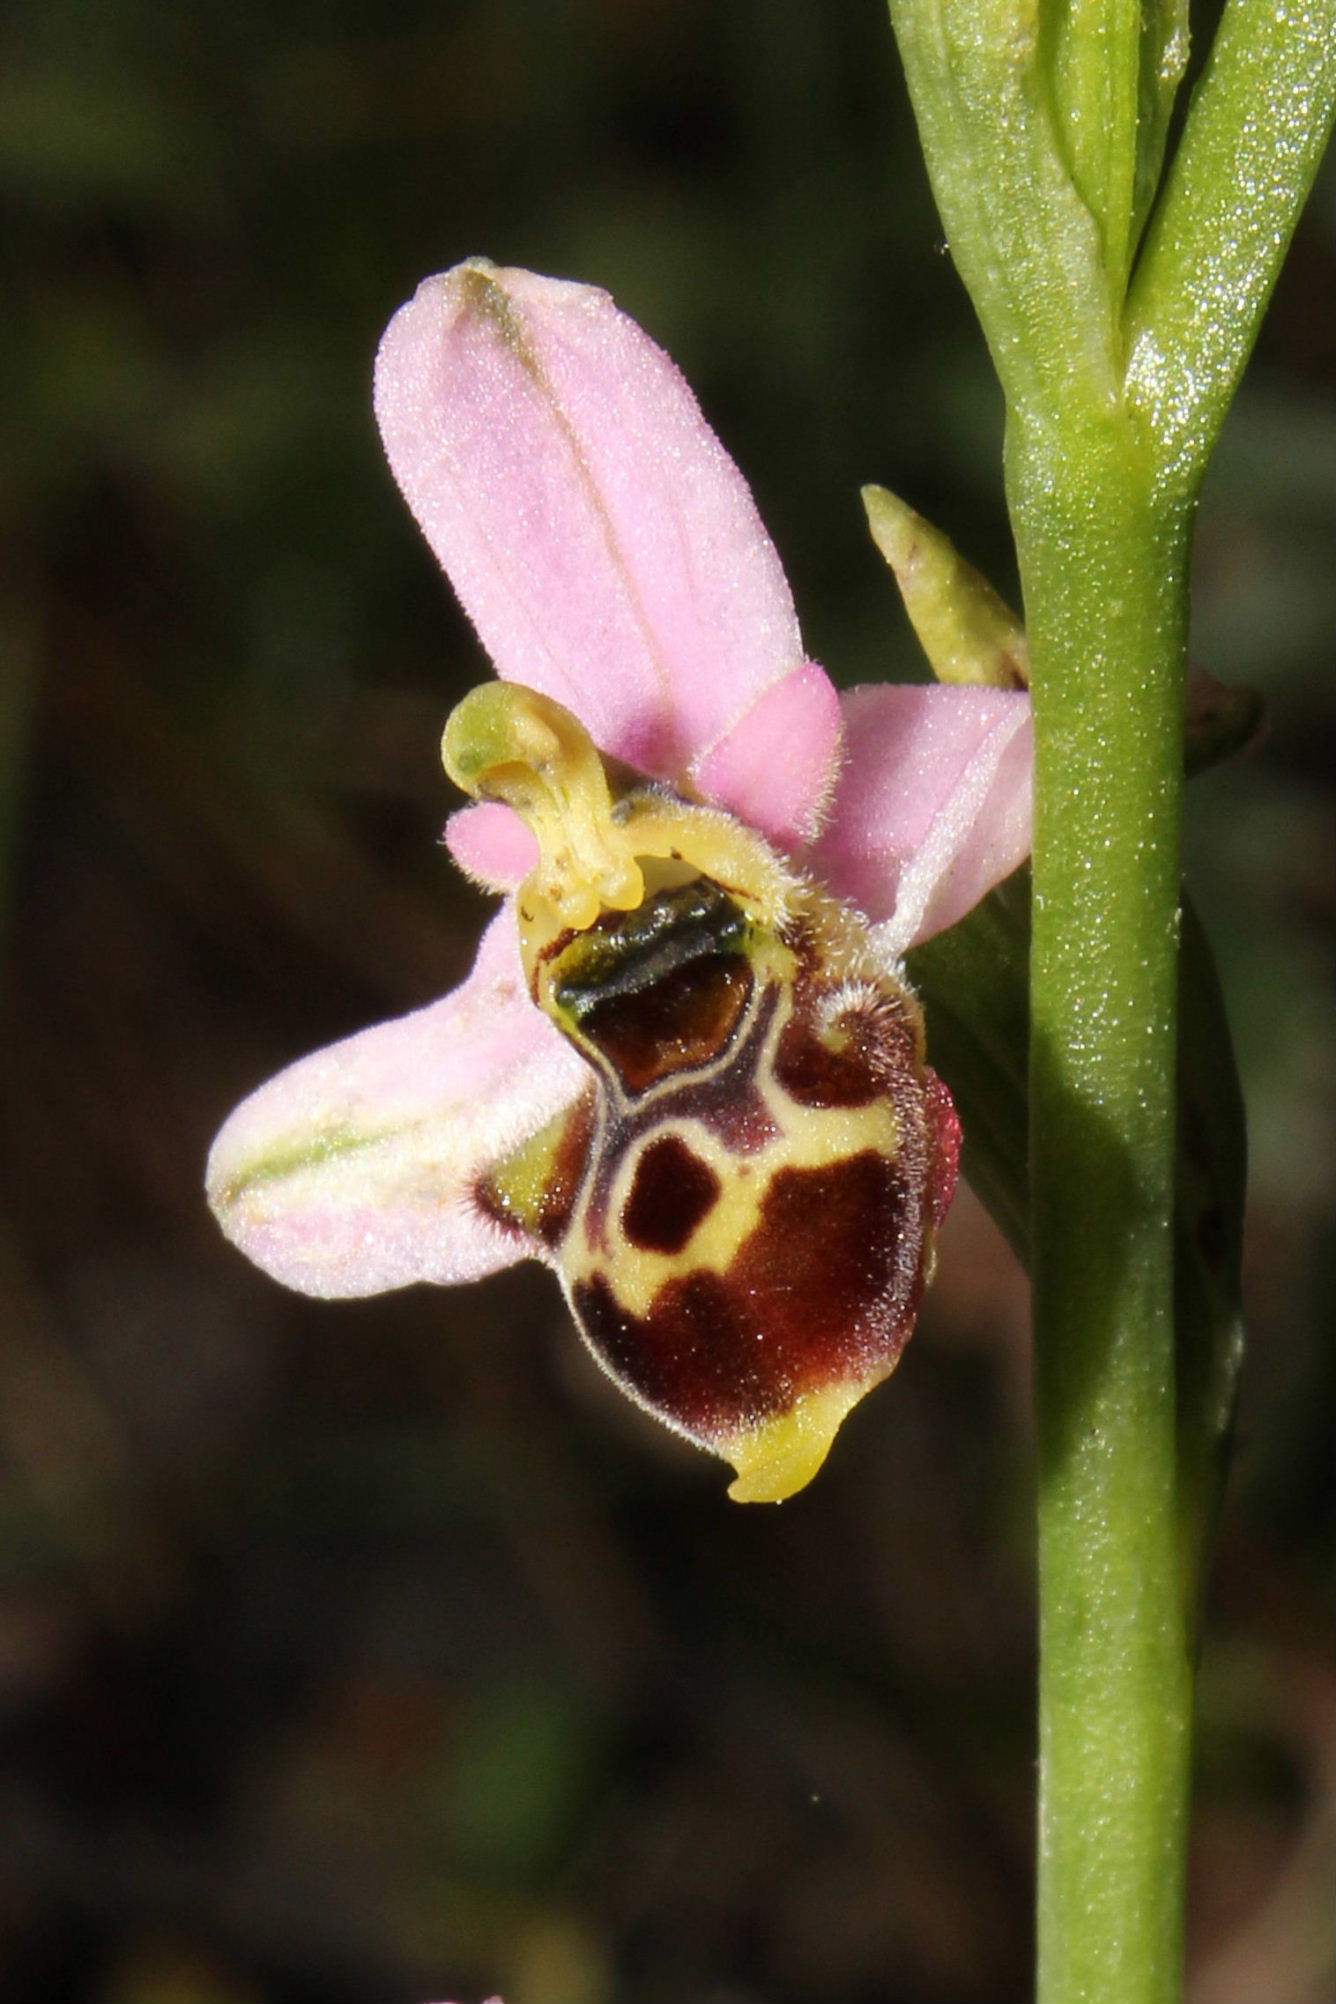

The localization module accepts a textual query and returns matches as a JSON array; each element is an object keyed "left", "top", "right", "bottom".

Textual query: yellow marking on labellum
[
  {"left": 580, "top": 986, "right": 907, "bottom": 1322},
  {"left": 449, "top": 682, "right": 951, "bottom": 1504}
]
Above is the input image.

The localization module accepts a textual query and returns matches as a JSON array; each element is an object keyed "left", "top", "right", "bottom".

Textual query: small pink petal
[
  {"left": 690, "top": 658, "right": 842, "bottom": 850},
  {"left": 375, "top": 261, "right": 839, "bottom": 830},
  {"left": 446, "top": 660, "right": 843, "bottom": 877},
  {"left": 446, "top": 800, "right": 539, "bottom": 892},
  {"left": 207, "top": 910, "right": 588, "bottom": 1298},
  {"left": 813, "top": 684, "right": 1032, "bottom": 954}
]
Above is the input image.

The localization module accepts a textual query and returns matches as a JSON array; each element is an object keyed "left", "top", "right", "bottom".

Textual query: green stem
[
  {"left": 884, "top": 2, "right": 1334, "bottom": 1999},
  {"left": 1010, "top": 415, "right": 1193, "bottom": 2004}
]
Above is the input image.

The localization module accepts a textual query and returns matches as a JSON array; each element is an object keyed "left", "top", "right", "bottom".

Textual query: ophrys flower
[{"left": 207, "top": 261, "right": 1031, "bottom": 1501}]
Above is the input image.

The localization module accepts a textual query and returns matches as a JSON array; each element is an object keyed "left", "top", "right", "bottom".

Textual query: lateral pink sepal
[
  {"left": 206, "top": 909, "right": 587, "bottom": 1297},
  {"left": 811, "top": 683, "right": 1032, "bottom": 953}
]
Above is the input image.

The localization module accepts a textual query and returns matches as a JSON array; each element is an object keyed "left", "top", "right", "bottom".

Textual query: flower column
[{"left": 885, "top": 1, "right": 1336, "bottom": 2001}]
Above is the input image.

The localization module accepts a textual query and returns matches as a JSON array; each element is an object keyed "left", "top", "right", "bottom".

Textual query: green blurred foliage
[{"left": 0, "top": 2, "right": 1330, "bottom": 2001}]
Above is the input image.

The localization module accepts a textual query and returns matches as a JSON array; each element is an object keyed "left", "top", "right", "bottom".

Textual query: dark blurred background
[{"left": 1, "top": 2, "right": 1331, "bottom": 2000}]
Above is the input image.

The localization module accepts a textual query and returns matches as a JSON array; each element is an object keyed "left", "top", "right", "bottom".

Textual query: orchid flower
[{"left": 207, "top": 261, "right": 1031, "bottom": 1503}]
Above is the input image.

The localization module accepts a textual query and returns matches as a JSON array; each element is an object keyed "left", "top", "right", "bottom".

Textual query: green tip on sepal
[{"left": 862, "top": 484, "right": 1029, "bottom": 690}]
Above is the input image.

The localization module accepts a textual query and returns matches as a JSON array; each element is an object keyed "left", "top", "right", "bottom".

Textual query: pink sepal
[
  {"left": 374, "top": 263, "right": 839, "bottom": 832},
  {"left": 812, "top": 684, "right": 1032, "bottom": 955},
  {"left": 206, "top": 911, "right": 587, "bottom": 1298}
]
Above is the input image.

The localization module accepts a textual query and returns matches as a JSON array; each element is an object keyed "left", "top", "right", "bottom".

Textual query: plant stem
[
  {"left": 885, "top": 3, "right": 1334, "bottom": 1998},
  {"left": 1009, "top": 413, "right": 1193, "bottom": 2004}
]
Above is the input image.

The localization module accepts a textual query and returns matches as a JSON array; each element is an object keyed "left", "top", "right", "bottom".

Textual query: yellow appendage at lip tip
[
  {"left": 723, "top": 1381, "right": 868, "bottom": 1503},
  {"left": 442, "top": 683, "right": 646, "bottom": 931}
]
